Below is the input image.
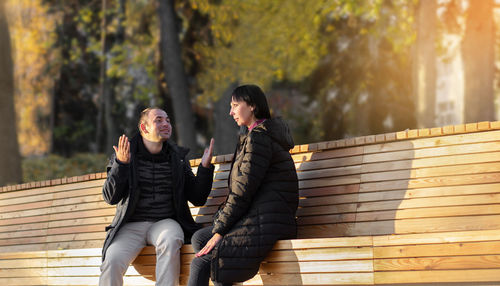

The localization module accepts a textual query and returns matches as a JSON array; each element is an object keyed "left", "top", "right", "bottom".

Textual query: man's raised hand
[
  {"left": 201, "top": 138, "right": 214, "bottom": 168},
  {"left": 113, "top": 135, "right": 130, "bottom": 164}
]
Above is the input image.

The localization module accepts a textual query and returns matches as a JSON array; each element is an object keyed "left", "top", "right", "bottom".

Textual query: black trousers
[{"left": 187, "top": 226, "right": 231, "bottom": 286}]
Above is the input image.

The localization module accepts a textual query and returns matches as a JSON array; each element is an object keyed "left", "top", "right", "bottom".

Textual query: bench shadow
[
  {"left": 288, "top": 140, "right": 414, "bottom": 285},
  {"left": 259, "top": 240, "right": 302, "bottom": 286},
  {"left": 356, "top": 140, "right": 414, "bottom": 238}
]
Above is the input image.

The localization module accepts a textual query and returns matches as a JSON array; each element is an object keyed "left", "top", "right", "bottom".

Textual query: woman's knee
[
  {"left": 190, "top": 255, "right": 211, "bottom": 271},
  {"left": 191, "top": 231, "right": 204, "bottom": 252},
  {"left": 191, "top": 226, "right": 213, "bottom": 252}
]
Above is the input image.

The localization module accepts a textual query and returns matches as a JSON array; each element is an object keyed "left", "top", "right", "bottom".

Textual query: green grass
[{"left": 22, "top": 153, "right": 108, "bottom": 182}]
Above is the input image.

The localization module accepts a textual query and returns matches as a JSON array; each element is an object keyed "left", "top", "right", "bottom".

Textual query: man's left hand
[{"left": 201, "top": 138, "right": 214, "bottom": 168}]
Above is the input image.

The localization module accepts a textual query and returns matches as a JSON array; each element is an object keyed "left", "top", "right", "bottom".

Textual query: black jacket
[
  {"left": 101, "top": 134, "right": 214, "bottom": 261},
  {"left": 211, "top": 118, "right": 299, "bottom": 283}
]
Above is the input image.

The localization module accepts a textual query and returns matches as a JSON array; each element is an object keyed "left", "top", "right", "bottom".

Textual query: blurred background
[{"left": 0, "top": 0, "right": 498, "bottom": 184}]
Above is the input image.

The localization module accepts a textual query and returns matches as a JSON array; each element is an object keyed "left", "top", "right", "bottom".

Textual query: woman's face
[{"left": 229, "top": 98, "right": 256, "bottom": 127}]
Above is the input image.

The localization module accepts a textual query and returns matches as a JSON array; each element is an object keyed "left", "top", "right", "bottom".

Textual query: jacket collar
[{"left": 130, "top": 133, "right": 189, "bottom": 159}]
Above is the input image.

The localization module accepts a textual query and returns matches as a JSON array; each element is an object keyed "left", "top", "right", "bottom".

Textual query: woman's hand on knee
[{"left": 195, "top": 233, "right": 222, "bottom": 257}]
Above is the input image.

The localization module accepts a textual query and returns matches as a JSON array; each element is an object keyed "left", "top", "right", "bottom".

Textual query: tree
[
  {"left": 462, "top": 0, "right": 495, "bottom": 123},
  {"left": 413, "top": 0, "right": 437, "bottom": 128},
  {"left": 0, "top": 0, "right": 22, "bottom": 185},
  {"left": 189, "top": 0, "right": 417, "bottom": 145},
  {"left": 189, "top": 0, "right": 330, "bottom": 146},
  {"left": 47, "top": 0, "right": 101, "bottom": 156},
  {"left": 96, "top": 0, "right": 126, "bottom": 153},
  {"left": 157, "top": 0, "right": 197, "bottom": 153},
  {"left": 7, "top": 0, "right": 55, "bottom": 156},
  {"left": 303, "top": 1, "right": 416, "bottom": 140}
]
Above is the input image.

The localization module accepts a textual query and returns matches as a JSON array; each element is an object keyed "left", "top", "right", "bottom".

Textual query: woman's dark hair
[{"left": 231, "top": 84, "right": 271, "bottom": 119}]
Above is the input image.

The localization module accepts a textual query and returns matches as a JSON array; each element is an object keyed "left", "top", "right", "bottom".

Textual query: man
[{"left": 100, "top": 107, "right": 215, "bottom": 286}]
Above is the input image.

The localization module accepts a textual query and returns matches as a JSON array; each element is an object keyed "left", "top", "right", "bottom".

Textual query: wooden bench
[{"left": 1, "top": 121, "right": 500, "bottom": 285}]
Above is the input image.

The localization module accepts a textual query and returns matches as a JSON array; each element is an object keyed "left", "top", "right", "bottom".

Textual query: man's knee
[
  {"left": 101, "top": 258, "right": 129, "bottom": 277},
  {"left": 156, "top": 233, "right": 183, "bottom": 251},
  {"left": 101, "top": 249, "right": 132, "bottom": 274}
]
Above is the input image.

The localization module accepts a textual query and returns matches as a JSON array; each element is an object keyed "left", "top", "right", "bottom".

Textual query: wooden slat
[
  {"left": 360, "top": 172, "right": 500, "bottom": 193},
  {"left": 356, "top": 204, "right": 500, "bottom": 222},
  {"left": 374, "top": 241, "right": 500, "bottom": 259},
  {"left": 0, "top": 186, "right": 102, "bottom": 207},
  {"left": 0, "top": 258, "right": 47, "bottom": 268},
  {"left": 299, "top": 176, "right": 361, "bottom": 189},
  {"left": 358, "top": 183, "right": 500, "bottom": 201},
  {"left": 292, "top": 146, "right": 364, "bottom": 163},
  {"left": 362, "top": 151, "right": 500, "bottom": 173},
  {"left": 298, "top": 165, "right": 361, "bottom": 180},
  {"left": 240, "top": 273, "right": 374, "bottom": 285},
  {"left": 363, "top": 141, "right": 500, "bottom": 164},
  {"left": 258, "top": 260, "right": 373, "bottom": 273},
  {"left": 374, "top": 269, "right": 500, "bottom": 284},
  {"left": 361, "top": 162, "right": 500, "bottom": 182},
  {"left": 357, "top": 194, "right": 500, "bottom": 212},
  {"left": 296, "top": 155, "right": 364, "bottom": 172},
  {"left": 0, "top": 208, "right": 114, "bottom": 227},
  {"left": 0, "top": 268, "right": 47, "bottom": 277},
  {"left": 364, "top": 130, "right": 500, "bottom": 154},
  {"left": 0, "top": 180, "right": 105, "bottom": 201},
  {"left": 372, "top": 229, "right": 500, "bottom": 246},
  {"left": 0, "top": 201, "right": 112, "bottom": 220},
  {"left": 374, "top": 255, "right": 500, "bottom": 271},
  {"left": 0, "top": 277, "right": 48, "bottom": 285}
]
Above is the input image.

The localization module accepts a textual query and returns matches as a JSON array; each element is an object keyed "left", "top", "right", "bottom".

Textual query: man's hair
[
  {"left": 231, "top": 84, "right": 271, "bottom": 119},
  {"left": 138, "top": 107, "right": 162, "bottom": 135}
]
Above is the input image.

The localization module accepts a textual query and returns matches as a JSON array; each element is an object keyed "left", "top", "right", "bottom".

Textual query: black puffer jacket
[
  {"left": 211, "top": 118, "right": 299, "bottom": 283},
  {"left": 101, "top": 134, "right": 214, "bottom": 261}
]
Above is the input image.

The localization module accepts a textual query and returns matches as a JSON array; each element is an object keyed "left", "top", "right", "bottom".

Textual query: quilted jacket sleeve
[
  {"left": 102, "top": 154, "right": 130, "bottom": 205},
  {"left": 183, "top": 162, "right": 215, "bottom": 206},
  {"left": 212, "top": 131, "right": 272, "bottom": 236}
]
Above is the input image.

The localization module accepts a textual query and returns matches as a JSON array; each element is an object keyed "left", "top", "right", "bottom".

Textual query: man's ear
[{"left": 140, "top": 123, "right": 148, "bottom": 134}]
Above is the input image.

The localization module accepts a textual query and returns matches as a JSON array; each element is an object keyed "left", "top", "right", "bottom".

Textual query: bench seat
[{"left": 2, "top": 229, "right": 500, "bottom": 285}]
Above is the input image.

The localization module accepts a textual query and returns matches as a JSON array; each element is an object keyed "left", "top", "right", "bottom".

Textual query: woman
[{"left": 187, "top": 84, "right": 299, "bottom": 286}]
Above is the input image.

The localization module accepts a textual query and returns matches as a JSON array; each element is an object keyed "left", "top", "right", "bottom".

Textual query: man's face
[{"left": 142, "top": 109, "right": 172, "bottom": 142}]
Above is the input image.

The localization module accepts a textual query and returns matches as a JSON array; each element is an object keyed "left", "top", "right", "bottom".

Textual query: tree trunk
[
  {"left": 157, "top": 0, "right": 197, "bottom": 152},
  {"left": 413, "top": 0, "right": 437, "bottom": 128},
  {"left": 214, "top": 83, "right": 239, "bottom": 155},
  {"left": 462, "top": 0, "right": 495, "bottom": 123},
  {"left": 97, "top": 0, "right": 126, "bottom": 154},
  {"left": 105, "top": 0, "right": 126, "bottom": 154},
  {"left": 0, "top": 1, "right": 22, "bottom": 185},
  {"left": 96, "top": 0, "right": 108, "bottom": 153}
]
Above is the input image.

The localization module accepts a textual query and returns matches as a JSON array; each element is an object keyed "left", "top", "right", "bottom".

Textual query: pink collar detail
[{"left": 249, "top": 119, "right": 266, "bottom": 131}]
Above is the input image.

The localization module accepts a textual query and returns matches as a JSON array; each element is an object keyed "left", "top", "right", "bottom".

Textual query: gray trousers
[{"left": 99, "top": 218, "right": 184, "bottom": 286}]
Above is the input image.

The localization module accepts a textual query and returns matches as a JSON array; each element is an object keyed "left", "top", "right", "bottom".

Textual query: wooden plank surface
[
  {"left": 0, "top": 231, "right": 499, "bottom": 285},
  {"left": 0, "top": 129, "right": 499, "bottom": 285}
]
